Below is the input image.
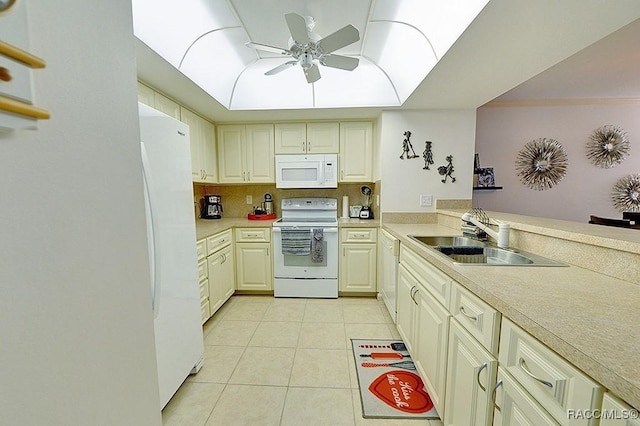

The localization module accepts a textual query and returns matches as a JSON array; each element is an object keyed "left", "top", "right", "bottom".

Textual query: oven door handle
[{"left": 273, "top": 227, "right": 338, "bottom": 233}]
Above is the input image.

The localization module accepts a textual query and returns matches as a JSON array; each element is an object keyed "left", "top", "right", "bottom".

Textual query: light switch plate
[{"left": 420, "top": 194, "right": 433, "bottom": 207}]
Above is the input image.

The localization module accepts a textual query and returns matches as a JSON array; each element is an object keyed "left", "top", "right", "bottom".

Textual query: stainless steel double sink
[{"left": 408, "top": 235, "right": 567, "bottom": 266}]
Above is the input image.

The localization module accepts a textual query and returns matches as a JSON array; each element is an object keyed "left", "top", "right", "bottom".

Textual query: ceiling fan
[{"left": 246, "top": 13, "right": 360, "bottom": 84}]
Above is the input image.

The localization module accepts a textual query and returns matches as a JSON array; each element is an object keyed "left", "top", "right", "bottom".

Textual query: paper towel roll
[{"left": 342, "top": 196, "right": 349, "bottom": 218}]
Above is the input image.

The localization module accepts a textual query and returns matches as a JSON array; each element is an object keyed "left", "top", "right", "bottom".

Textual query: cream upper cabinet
[
  {"left": 339, "top": 122, "right": 373, "bottom": 182},
  {"left": 181, "top": 107, "right": 217, "bottom": 183},
  {"left": 218, "top": 124, "right": 274, "bottom": 183},
  {"left": 137, "top": 83, "right": 181, "bottom": 120},
  {"left": 137, "top": 82, "right": 155, "bottom": 107},
  {"left": 274, "top": 122, "right": 339, "bottom": 154}
]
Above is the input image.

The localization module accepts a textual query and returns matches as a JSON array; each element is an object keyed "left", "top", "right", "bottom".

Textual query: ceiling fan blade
[
  {"left": 265, "top": 60, "right": 298, "bottom": 76},
  {"left": 317, "top": 25, "right": 359, "bottom": 54},
  {"left": 245, "top": 41, "right": 289, "bottom": 55},
  {"left": 285, "top": 13, "right": 310, "bottom": 44},
  {"left": 321, "top": 54, "right": 359, "bottom": 71},
  {"left": 304, "top": 64, "right": 321, "bottom": 83}
]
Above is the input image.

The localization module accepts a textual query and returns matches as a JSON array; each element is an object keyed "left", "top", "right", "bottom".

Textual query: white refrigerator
[{"left": 139, "top": 103, "right": 204, "bottom": 409}]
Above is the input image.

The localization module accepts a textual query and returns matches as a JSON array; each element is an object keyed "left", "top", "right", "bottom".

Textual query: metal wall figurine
[
  {"left": 422, "top": 141, "right": 434, "bottom": 170},
  {"left": 438, "top": 155, "right": 456, "bottom": 183},
  {"left": 400, "top": 131, "right": 419, "bottom": 159}
]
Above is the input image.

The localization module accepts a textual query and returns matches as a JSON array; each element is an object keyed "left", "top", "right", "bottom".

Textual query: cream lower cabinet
[
  {"left": 207, "top": 244, "right": 234, "bottom": 314},
  {"left": 196, "top": 239, "right": 209, "bottom": 323},
  {"left": 494, "top": 366, "right": 560, "bottom": 425},
  {"left": 205, "top": 229, "right": 234, "bottom": 318},
  {"left": 498, "top": 318, "right": 603, "bottom": 425},
  {"left": 444, "top": 319, "right": 498, "bottom": 426},
  {"left": 339, "top": 228, "right": 377, "bottom": 293},
  {"left": 600, "top": 393, "right": 640, "bottom": 425},
  {"left": 235, "top": 228, "right": 272, "bottom": 291},
  {"left": 397, "top": 245, "right": 451, "bottom": 416}
]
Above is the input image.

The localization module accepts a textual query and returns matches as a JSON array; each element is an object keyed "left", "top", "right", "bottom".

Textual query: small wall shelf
[{"left": 473, "top": 186, "right": 503, "bottom": 191}]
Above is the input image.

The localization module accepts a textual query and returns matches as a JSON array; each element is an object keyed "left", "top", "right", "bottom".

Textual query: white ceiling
[{"left": 134, "top": 0, "right": 640, "bottom": 122}]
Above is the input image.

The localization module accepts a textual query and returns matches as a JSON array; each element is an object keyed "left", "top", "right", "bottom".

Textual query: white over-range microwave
[{"left": 275, "top": 154, "right": 338, "bottom": 189}]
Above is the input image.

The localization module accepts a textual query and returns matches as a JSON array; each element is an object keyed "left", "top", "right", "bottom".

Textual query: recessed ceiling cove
[{"left": 132, "top": 0, "right": 489, "bottom": 110}]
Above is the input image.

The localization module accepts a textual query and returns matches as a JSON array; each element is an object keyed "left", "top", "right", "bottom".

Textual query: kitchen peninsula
[{"left": 382, "top": 208, "right": 640, "bottom": 413}]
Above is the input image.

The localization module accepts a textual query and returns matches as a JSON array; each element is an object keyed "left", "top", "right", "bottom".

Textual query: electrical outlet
[
  {"left": 246, "top": 195, "right": 252, "bottom": 204},
  {"left": 420, "top": 194, "right": 433, "bottom": 207}
]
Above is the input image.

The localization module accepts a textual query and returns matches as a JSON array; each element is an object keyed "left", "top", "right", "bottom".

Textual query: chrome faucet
[{"left": 461, "top": 212, "right": 510, "bottom": 248}]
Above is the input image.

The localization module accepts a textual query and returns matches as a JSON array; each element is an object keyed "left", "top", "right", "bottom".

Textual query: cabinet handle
[
  {"left": 221, "top": 253, "right": 226, "bottom": 264},
  {"left": 518, "top": 358, "right": 553, "bottom": 388},
  {"left": 353, "top": 233, "right": 367, "bottom": 239},
  {"left": 246, "top": 233, "right": 259, "bottom": 238},
  {"left": 410, "top": 286, "right": 418, "bottom": 305},
  {"left": 459, "top": 306, "right": 478, "bottom": 321},
  {"left": 476, "top": 362, "right": 488, "bottom": 392},
  {"left": 341, "top": 170, "right": 344, "bottom": 180},
  {"left": 307, "top": 141, "right": 311, "bottom": 151},
  {"left": 247, "top": 171, "right": 250, "bottom": 181},
  {"left": 266, "top": 247, "right": 269, "bottom": 256},
  {"left": 491, "top": 380, "right": 503, "bottom": 412}
]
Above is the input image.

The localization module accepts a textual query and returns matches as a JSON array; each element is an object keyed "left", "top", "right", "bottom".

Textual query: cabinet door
[
  {"left": 180, "top": 107, "right": 204, "bottom": 182},
  {"left": 413, "top": 284, "right": 450, "bottom": 415},
  {"left": 444, "top": 319, "right": 497, "bottom": 426},
  {"left": 339, "top": 122, "right": 373, "bottom": 182},
  {"left": 137, "top": 82, "right": 155, "bottom": 107},
  {"left": 494, "top": 368, "right": 559, "bottom": 426},
  {"left": 600, "top": 393, "right": 640, "bottom": 426},
  {"left": 245, "top": 124, "right": 275, "bottom": 182},
  {"left": 235, "top": 243, "right": 273, "bottom": 291},
  {"left": 217, "top": 125, "right": 246, "bottom": 183},
  {"left": 396, "top": 265, "right": 417, "bottom": 354},
  {"left": 219, "top": 245, "right": 235, "bottom": 303},
  {"left": 153, "top": 92, "right": 181, "bottom": 120},
  {"left": 275, "top": 123, "right": 306, "bottom": 154},
  {"left": 339, "top": 243, "right": 376, "bottom": 292},
  {"left": 200, "top": 119, "right": 217, "bottom": 183},
  {"left": 207, "top": 251, "right": 223, "bottom": 314},
  {"left": 306, "top": 122, "right": 339, "bottom": 153}
]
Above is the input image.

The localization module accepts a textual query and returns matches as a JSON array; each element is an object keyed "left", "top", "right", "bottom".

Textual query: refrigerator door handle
[{"left": 141, "top": 142, "right": 161, "bottom": 319}]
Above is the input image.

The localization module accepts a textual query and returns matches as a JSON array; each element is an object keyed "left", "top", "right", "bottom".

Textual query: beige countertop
[
  {"left": 382, "top": 222, "right": 640, "bottom": 410},
  {"left": 196, "top": 217, "right": 380, "bottom": 240}
]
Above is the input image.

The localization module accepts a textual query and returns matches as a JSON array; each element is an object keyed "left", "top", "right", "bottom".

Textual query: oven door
[{"left": 272, "top": 226, "right": 338, "bottom": 279}]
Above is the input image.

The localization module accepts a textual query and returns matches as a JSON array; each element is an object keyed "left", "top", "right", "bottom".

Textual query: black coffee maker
[{"left": 202, "top": 194, "right": 223, "bottom": 219}]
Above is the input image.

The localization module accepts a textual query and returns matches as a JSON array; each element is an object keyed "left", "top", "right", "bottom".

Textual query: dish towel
[
  {"left": 311, "top": 228, "right": 324, "bottom": 263},
  {"left": 281, "top": 229, "right": 311, "bottom": 255}
]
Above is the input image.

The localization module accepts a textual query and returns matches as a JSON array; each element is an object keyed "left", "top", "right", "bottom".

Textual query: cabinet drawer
[
  {"left": 341, "top": 228, "right": 377, "bottom": 243},
  {"left": 399, "top": 246, "right": 450, "bottom": 307},
  {"left": 235, "top": 227, "right": 271, "bottom": 243},
  {"left": 450, "top": 281, "right": 501, "bottom": 355},
  {"left": 196, "top": 239, "right": 207, "bottom": 260},
  {"left": 600, "top": 393, "right": 640, "bottom": 426},
  {"left": 206, "top": 229, "right": 232, "bottom": 255},
  {"left": 499, "top": 318, "right": 603, "bottom": 425},
  {"left": 198, "top": 259, "right": 208, "bottom": 281},
  {"left": 199, "top": 277, "right": 208, "bottom": 300},
  {"left": 200, "top": 299, "right": 210, "bottom": 324}
]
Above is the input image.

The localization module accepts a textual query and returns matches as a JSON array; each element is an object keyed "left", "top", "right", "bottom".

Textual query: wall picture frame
[{"left": 477, "top": 167, "right": 495, "bottom": 187}]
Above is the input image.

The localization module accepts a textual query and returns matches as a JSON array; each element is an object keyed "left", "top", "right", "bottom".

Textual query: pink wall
[{"left": 474, "top": 102, "right": 640, "bottom": 222}]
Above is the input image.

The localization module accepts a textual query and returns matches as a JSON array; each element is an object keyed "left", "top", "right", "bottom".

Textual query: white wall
[
  {"left": 0, "top": 2, "right": 162, "bottom": 424},
  {"left": 379, "top": 110, "right": 476, "bottom": 212},
  {"left": 474, "top": 103, "right": 640, "bottom": 222}
]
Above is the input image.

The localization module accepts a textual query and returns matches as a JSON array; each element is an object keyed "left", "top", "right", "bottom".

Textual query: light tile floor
[{"left": 162, "top": 295, "right": 444, "bottom": 426}]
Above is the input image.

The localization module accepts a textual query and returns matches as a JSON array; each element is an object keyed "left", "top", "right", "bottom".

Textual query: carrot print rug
[{"left": 351, "top": 339, "right": 440, "bottom": 419}]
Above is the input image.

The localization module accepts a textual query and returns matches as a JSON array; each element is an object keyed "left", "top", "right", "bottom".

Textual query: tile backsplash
[{"left": 194, "top": 183, "right": 378, "bottom": 219}]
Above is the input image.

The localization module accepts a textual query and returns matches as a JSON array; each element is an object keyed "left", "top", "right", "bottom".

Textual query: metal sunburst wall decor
[
  {"left": 515, "top": 138, "right": 568, "bottom": 191},
  {"left": 612, "top": 174, "right": 640, "bottom": 212},
  {"left": 586, "top": 125, "right": 630, "bottom": 168}
]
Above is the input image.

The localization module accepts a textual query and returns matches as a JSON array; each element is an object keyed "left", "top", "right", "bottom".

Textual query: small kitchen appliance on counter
[
  {"left": 202, "top": 194, "right": 223, "bottom": 219},
  {"left": 359, "top": 185, "right": 374, "bottom": 219}
]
